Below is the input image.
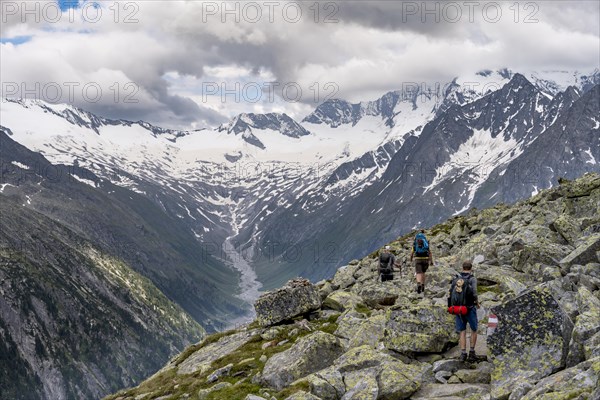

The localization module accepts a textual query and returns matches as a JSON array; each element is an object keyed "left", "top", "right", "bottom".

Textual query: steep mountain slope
[
  {"left": 0, "top": 131, "right": 246, "bottom": 331},
  {"left": 0, "top": 194, "right": 205, "bottom": 400},
  {"left": 105, "top": 172, "right": 600, "bottom": 400}
]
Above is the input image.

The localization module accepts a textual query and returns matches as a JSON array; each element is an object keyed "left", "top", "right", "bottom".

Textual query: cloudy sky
[{"left": 1, "top": 0, "right": 599, "bottom": 129}]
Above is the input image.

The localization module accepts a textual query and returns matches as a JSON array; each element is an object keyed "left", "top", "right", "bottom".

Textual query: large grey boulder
[
  {"left": 358, "top": 283, "right": 400, "bottom": 308},
  {"left": 260, "top": 331, "right": 344, "bottom": 390},
  {"left": 254, "top": 278, "right": 321, "bottom": 327},
  {"left": 331, "top": 265, "right": 360, "bottom": 290},
  {"left": 384, "top": 305, "right": 457, "bottom": 354},
  {"left": 521, "top": 357, "right": 600, "bottom": 400},
  {"left": 411, "top": 383, "right": 490, "bottom": 399},
  {"left": 322, "top": 291, "right": 363, "bottom": 312},
  {"left": 177, "top": 330, "right": 257, "bottom": 375},
  {"left": 487, "top": 285, "right": 574, "bottom": 400},
  {"left": 559, "top": 233, "right": 600, "bottom": 271}
]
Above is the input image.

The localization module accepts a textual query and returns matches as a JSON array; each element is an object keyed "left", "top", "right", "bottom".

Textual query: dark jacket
[
  {"left": 378, "top": 252, "right": 395, "bottom": 274},
  {"left": 447, "top": 272, "right": 478, "bottom": 307}
]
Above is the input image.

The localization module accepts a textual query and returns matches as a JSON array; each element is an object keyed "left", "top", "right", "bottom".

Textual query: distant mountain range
[{"left": 1, "top": 68, "right": 599, "bottom": 399}]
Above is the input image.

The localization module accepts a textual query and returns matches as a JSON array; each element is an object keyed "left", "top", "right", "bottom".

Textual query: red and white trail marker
[{"left": 487, "top": 314, "right": 498, "bottom": 335}]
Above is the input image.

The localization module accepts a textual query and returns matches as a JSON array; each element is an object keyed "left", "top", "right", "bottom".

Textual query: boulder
[
  {"left": 322, "top": 291, "right": 363, "bottom": 312},
  {"left": 334, "top": 310, "right": 368, "bottom": 345},
  {"left": 284, "top": 392, "right": 322, "bottom": 400},
  {"left": 384, "top": 305, "right": 457, "bottom": 354},
  {"left": 331, "top": 265, "right": 359, "bottom": 290},
  {"left": 254, "top": 278, "right": 321, "bottom": 327},
  {"left": 476, "top": 267, "right": 528, "bottom": 298},
  {"left": 551, "top": 214, "right": 581, "bottom": 246},
  {"left": 177, "top": 330, "right": 257, "bottom": 375},
  {"left": 584, "top": 330, "right": 600, "bottom": 360},
  {"left": 521, "top": 357, "right": 600, "bottom": 400},
  {"left": 358, "top": 283, "right": 400, "bottom": 308},
  {"left": 306, "top": 367, "right": 344, "bottom": 400},
  {"left": 558, "top": 172, "right": 600, "bottom": 198},
  {"left": 559, "top": 233, "right": 600, "bottom": 272},
  {"left": 432, "top": 359, "right": 464, "bottom": 374},
  {"left": 376, "top": 361, "right": 421, "bottom": 399},
  {"left": 341, "top": 369, "right": 379, "bottom": 399},
  {"left": 260, "top": 331, "right": 344, "bottom": 390},
  {"left": 319, "top": 281, "right": 334, "bottom": 301},
  {"left": 206, "top": 363, "right": 233, "bottom": 383},
  {"left": 566, "top": 286, "right": 600, "bottom": 366},
  {"left": 245, "top": 395, "right": 268, "bottom": 400},
  {"left": 347, "top": 314, "right": 386, "bottom": 349},
  {"left": 487, "top": 285, "right": 574, "bottom": 400},
  {"left": 411, "top": 383, "right": 490, "bottom": 400},
  {"left": 454, "top": 362, "right": 492, "bottom": 384}
]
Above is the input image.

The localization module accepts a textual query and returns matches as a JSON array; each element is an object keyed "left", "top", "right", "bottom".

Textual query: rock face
[
  {"left": 255, "top": 279, "right": 322, "bottom": 327},
  {"left": 260, "top": 331, "right": 343, "bottom": 390},
  {"left": 487, "top": 285, "right": 574, "bottom": 399}
]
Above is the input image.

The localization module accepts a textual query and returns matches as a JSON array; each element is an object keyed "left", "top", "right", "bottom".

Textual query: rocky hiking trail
[{"left": 106, "top": 173, "right": 600, "bottom": 400}]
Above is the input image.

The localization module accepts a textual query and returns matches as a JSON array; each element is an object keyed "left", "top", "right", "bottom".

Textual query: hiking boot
[
  {"left": 467, "top": 350, "right": 477, "bottom": 362},
  {"left": 416, "top": 284, "right": 422, "bottom": 294},
  {"left": 459, "top": 352, "right": 467, "bottom": 362}
]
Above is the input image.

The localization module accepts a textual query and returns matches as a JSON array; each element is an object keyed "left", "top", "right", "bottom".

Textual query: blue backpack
[{"left": 414, "top": 233, "right": 429, "bottom": 257}]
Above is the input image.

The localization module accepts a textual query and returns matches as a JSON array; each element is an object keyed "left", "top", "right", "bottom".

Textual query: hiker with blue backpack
[
  {"left": 410, "top": 230, "right": 432, "bottom": 293},
  {"left": 447, "top": 260, "right": 480, "bottom": 362}
]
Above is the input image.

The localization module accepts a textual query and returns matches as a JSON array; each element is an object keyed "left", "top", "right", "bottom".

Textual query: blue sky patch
[
  {"left": 58, "top": 0, "right": 81, "bottom": 11},
  {"left": 0, "top": 36, "right": 32, "bottom": 45}
]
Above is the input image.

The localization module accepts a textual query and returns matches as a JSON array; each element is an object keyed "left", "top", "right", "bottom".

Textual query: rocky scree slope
[{"left": 107, "top": 172, "right": 599, "bottom": 399}]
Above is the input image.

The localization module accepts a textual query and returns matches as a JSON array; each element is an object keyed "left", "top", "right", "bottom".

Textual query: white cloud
[{"left": 0, "top": 0, "right": 598, "bottom": 129}]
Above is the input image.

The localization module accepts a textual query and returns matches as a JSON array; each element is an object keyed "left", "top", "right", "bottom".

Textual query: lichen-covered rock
[
  {"left": 331, "top": 265, "right": 360, "bottom": 290},
  {"left": 487, "top": 285, "right": 574, "bottom": 399},
  {"left": 454, "top": 362, "right": 493, "bottom": 384},
  {"left": 245, "top": 395, "right": 268, "bottom": 400},
  {"left": 206, "top": 363, "right": 232, "bottom": 383},
  {"left": 319, "top": 281, "right": 334, "bottom": 301},
  {"left": 177, "top": 330, "right": 257, "bottom": 375},
  {"left": 358, "top": 283, "right": 400, "bottom": 308},
  {"left": 284, "top": 391, "right": 323, "bottom": 400},
  {"left": 376, "top": 361, "right": 421, "bottom": 399},
  {"left": 584, "top": 330, "right": 600, "bottom": 360},
  {"left": 476, "top": 267, "right": 528, "bottom": 298},
  {"left": 322, "top": 291, "right": 363, "bottom": 312},
  {"left": 551, "top": 214, "right": 581, "bottom": 246},
  {"left": 411, "top": 383, "right": 490, "bottom": 399},
  {"left": 520, "top": 357, "right": 600, "bottom": 400},
  {"left": 260, "top": 331, "right": 344, "bottom": 390},
  {"left": 347, "top": 314, "right": 386, "bottom": 349},
  {"left": 566, "top": 286, "right": 600, "bottom": 366},
  {"left": 559, "top": 233, "right": 600, "bottom": 270},
  {"left": 384, "top": 305, "right": 457, "bottom": 354},
  {"left": 342, "top": 368, "right": 379, "bottom": 399},
  {"left": 558, "top": 173, "right": 600, "bottom": 198},
  {"left": 432, "top": 359, "right": 464, "bottom": 374},
  {"left": 334, "top": 310, "right": 368, "bottom": 346},
  {"left": 254, "top": 278, "right": 321, "bottom": 327},
  {"left": 306, "top": 367, "right": 344, "bottom": 400}
]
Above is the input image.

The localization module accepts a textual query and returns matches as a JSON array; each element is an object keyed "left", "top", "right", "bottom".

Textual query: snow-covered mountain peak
[{"left": 218, "top": 112, "right": 311, "bottom": 144}]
